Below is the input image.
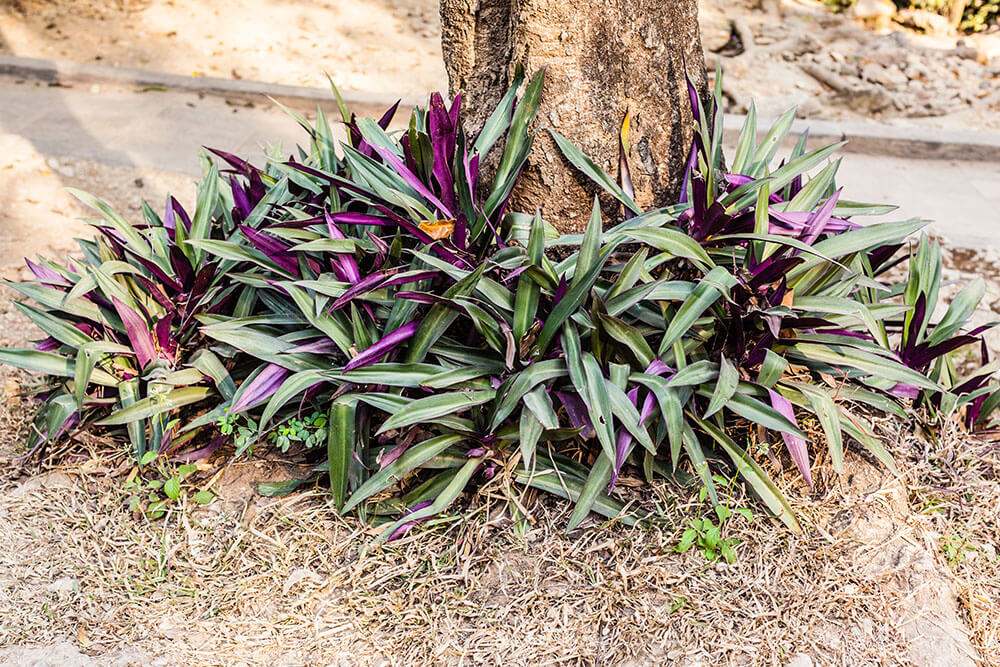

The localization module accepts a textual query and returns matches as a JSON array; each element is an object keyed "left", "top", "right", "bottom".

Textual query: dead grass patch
[{"left": 5, "top": 435, "right": 985, "bottom": 666}]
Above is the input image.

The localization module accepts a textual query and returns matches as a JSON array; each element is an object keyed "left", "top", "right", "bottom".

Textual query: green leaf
[
  {"left": 328, "top": 399, "right": 356, "bottom": 509},
  {"left": 757, "top": 350, "right": 787, "bottom": 388},
  {"left": 549, "top": 129, "right": 641, "bottom": 214},
  {"left": 97, "top": 387, "right": 213, "bottom": 426},
  {"left": 606, "top": 381, "right": 654, "bottom": 452},
  {"left": 658, "top": 267, "right": 737, "bottom": 354},
  {"left": 405, "top": 263, "right": 487, "bottom": 363},
  {"left": 572, "top": 198, "right": 603, "bottom": 289},
  {"left": 375, "top": 457, "right": 483, "bottom": 544},
  {"left": 523, "top": 386, "right": 558, "bottom": 429},
  {"left": 928, "top": 278, "right": 985, "bottom": 345},
  {"left": 664, "top": 360, "right": 719, "bottom": 388},
  {"left": 490, "top": 359, "right": 568, "bottom": 428},
  {"left": 730, "top": 101, "right": 757, "bottom": 174},
  {"left": 260, "top": 369, "right": 326, "bottom": 429},
  {"left": 724, "top": 388, "right": 806, "bottom": 438},
  {"left": 192, "top": 490, "right": 215, "bottom": 505},
  {"left": 0, "top": 348, "right": 73, "bottom": 378},
  {"left": 376, "top": 390, "right": 495, "bottom": 435},
  {"left": 13, "top": 302, "right": 92, "bottom": 348},
  {"left": 344, "top": 434, "right": 464, "bottom": 513},
  {"left": 694, "top": 417, "right": 800, "bottom": 532},
  {"left": 117, "top": 378, "right": 146, "bottom": 460},
  {"left": 513, "top": 211, "right": 544, "bottom": 342},
  {"left": 752, "top": 107, "right": 796, "bottom": 170},
  {"left": 188, "top": 349, "right": 237, "bottom": 400},
  {"left": 624, "top": 228, "right": 714, "bottom": 271},
  {"left": 534, "top": 245, "right": 616, "bottom": 355},
  {"left": 582, "top": 354, "right": 616, "bottom": 464},
  {"left": 704, "top": 356, "right": 737, "bottom": 418},
  {"left": 792, "top": 342, "right": 939, "bottom": 391},
  {"left": 163, "top": 477, "right": 181, "bottom": 501},
  {"left": 566, "top": 451, "right": 614, "bottom": 531},
  {"left": 598, "top": 314, "right": 654, "bottom": 368},
  {"left": 796, "top": 383, "right": 844, "bottom": 473},
  {"left": 474, "top": 65, "right": 524, "bottom": 156},
  {"left": 518, "top": 409, "right": 544, "bottom": 469},
  {"left": 630, "top": 373, "right": 685, "bottom": 467}
]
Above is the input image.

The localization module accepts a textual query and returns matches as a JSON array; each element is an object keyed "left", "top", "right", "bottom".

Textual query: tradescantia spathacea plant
[
  {"left": 0, "top": 163, "right": 251, "bottom": 462},
  {"left": 2, "top": 68, "right": 998, "bottom": 541}
]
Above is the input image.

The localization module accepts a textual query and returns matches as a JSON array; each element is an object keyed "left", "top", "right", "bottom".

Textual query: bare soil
[{"left": 0, "top": 0, "right": 447, "bottom": 98}]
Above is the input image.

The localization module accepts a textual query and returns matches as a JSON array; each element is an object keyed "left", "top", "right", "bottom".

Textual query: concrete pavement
[{"left": 1, "top": 76, "right": 998, "bottom": 247}]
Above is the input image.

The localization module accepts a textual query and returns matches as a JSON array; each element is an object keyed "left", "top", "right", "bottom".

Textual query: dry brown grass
[
  {"left": 905, "top": 421, "right": 1000, "bottom": 658},
  {"left": 6, "top": 417, "right": 998, "bottom": 666}
]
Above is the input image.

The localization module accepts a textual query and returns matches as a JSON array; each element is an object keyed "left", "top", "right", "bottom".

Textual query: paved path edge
[
  {"left": 0, "top": 53, "right": 421, "bottom": 119},
  {"left": 3, "top": 53, "right": 1000, "bottom": 162}
]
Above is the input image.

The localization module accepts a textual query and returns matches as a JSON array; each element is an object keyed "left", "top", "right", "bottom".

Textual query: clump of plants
[
  {"left": 827, "top": 0, "right": 998, "bottom": 32},
  {"left": 2, "top": 69, "right": 997, "bottom": 542}
]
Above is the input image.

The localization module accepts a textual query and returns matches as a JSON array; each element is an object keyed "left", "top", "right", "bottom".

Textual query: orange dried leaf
[{"left": 418, "top": 219, "right": 456, "bottom": 240}]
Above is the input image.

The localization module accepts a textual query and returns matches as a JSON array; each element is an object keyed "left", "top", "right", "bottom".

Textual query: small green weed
[
  {"left": 124, "top": 454, "right": 215, "bottom": 519},
  {"left": 217, "top": 409, "right": 328, "bottom": 454},
  {"left": 676, "top": 493, "right": 753, "bottom": 564}
]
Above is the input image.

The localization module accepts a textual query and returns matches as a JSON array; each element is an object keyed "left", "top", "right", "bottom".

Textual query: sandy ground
[
  {"left": 0, "top": 133, "right": 195, "bottom": 278},
  {"left": 0, "top": 0, "right": 447, "bottom": 98},
  {"left": 1, "top": 0, "right": 998, "bottom": 131}
]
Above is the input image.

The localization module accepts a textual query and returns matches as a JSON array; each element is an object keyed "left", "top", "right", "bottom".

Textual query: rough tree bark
[{"left": 440, "top": 0, "right": 708, "bottom": 232}]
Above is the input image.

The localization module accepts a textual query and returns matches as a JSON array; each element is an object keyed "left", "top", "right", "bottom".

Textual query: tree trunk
[{"left": 440, "top": 0, "right": 708, "bottom": 232}]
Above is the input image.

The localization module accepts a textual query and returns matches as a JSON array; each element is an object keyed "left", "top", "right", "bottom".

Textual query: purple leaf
[
  {"left": 230, "top": 175, "right": 253, "bottom": 220},
  {"left": 328, "top": 211, "right": 393, "bottom": 227},
  {"left": 768, "top": 209, "right": 856, "bottom": 236},
  {"left": 552, "top": 275, "right": 568, "bottom": 306},
  {"left": 169, "top": 196, "right": 192, "bottom": 232},
  {"left": 368, "top": 231, "right": 389, "bottom": 266},
  {"left": 206, "top": 147, "right": 255, "bottom": 177},
  {"left": 240, "top": 225, "right": 299, "bottom": 275},
  {"left": 448, "top": 93, "right": 462, "bottom": 130},
  {"left": 168, "top": 245, "right": 194, "bottom": 288},
  {"left": 888, "top": 383, "right": 921, "bottom": 399},
  {"left": 378, "top": 100, "right": 401, "bottom": 130},
  {"left": 331, "top": 270, "right": 395, "bottom": 310},
  {"left": 111, "top": 297, "right": 157, "bottom": 368},
  {"left": 287, "top": 339, "right": 339, "bottom": 355},
  {"left": 725, "top": 173, "right": 754, "bottom": 188},
  {"left": 767, "top": 389, "right": 812, "bottom": 487},
  {"left": 154, "top": 314, "right": 176, "bottom": 360},
  {"left": 170, "top": 433, "right": 226, "bottom": 462},
  {"left": 387, "top": 500, "right": 434, "bottom": 541},
  {"left": 798, "top": 188, "right": 842, "bottom": 246},
  {"left": 232, "top": 364, "right": 291, "bottom": 413},
  {"left": 324, "top": 212, "right": 362, "bottom": 284},
  {"left": 678, "top": 143, "right": 698, "bottom": 204},
  {"left": 644, "top": 359, "right": 674, "bottom": 376},
  {"left": 25, "top": 259, "right": 70, "bottom": 286},
  {"left": 610, "top": 387, "right": 657, "bottom": 488},
  {"left": 344, "top": 321, "right": 421, "bottom": 371},
  {"left": 34, "top": 337, "right": 60, "bottom": 352},
  {"left": 555, "top": 391, "right": 595, "bottom": 439},
  {"left": 428, "top": 92, "right": 457, "bottom": 216},
  {"left": 366, "top": 142, "right": 455, "bottom": 219}
]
